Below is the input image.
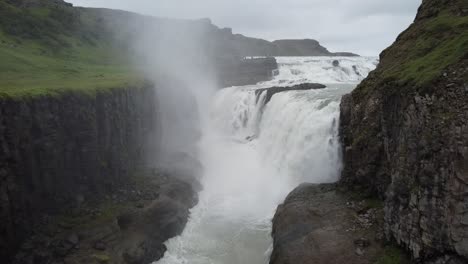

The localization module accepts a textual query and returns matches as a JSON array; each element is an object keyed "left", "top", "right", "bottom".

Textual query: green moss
[
  {"left": 383, "top": 11, "right": 468, "bottom": 86},
  {"left": 352, "top": 130, "right": 368, "bottom": 147},
  {"left": 375, "top": 245, "right": 409, "bottom": 264},
  {"left": 92, "top": 254, "right": 111, "bottom": 263},
  {"left": 365, "top": 198, "right": 383, "bottom": 209},
  {"left": 55, "top": 201, "right": 132, "bottom": 230}
]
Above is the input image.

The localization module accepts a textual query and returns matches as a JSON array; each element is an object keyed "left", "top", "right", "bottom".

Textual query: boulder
[
  {"left": 270, "top": 184, "right": 391, "bottom": 264},
  {"left": 118, "top": 191, "right": 196, "bottom": 263}
]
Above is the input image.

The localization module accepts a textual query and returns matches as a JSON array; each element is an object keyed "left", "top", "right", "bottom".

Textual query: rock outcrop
[
  {"left": 255, "top": 83, "right": 326, "bottom": 104},
  {"left": 11, "top": 170, "right": 199, "bottom": 264},
  {"left": 340, "top": 0, "right": 468, "bottom": 262},
  {"left": 270, "top": 184, "right": 401, "bottom": 264},
  {"left": 118, "top": 177, "right": 198, "bottom": 264},
  {"left": 0, "top": 85, "right": 160, "bottom": 261}
]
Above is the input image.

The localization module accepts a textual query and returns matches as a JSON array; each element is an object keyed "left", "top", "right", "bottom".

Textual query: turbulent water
[{"left": 157, "top": 56, "right": 378, "bottom": 264}]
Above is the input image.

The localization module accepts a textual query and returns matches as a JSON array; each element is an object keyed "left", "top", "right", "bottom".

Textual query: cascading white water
[{"left": 156, "top": 56, "right": 378, "bottom": 264}]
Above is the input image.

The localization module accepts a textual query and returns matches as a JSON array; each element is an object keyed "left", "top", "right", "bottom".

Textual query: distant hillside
[
  {"left": 0, "top": 0, "right": 139, "bottom": 97},
  {"left": 0, "top": 0, "right": 356, "bottom": 97},
  {"left": 219, "top": 34, "right": 359, "bottom": 57}
]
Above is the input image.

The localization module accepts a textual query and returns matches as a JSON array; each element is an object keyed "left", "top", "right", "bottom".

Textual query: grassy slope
[
  {"left": 0, "top": 0, "right": 141, "bottom": 98},
  {"left": 383, "top": 10, "right": 468, "bottom": 85},
  {"left": 353, "top": 0, "right": 467, "bottom": 97}
]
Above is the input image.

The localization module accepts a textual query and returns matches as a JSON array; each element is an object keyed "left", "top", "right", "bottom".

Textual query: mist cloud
[{"left": 68, "top": 0, "right": 421, "bottom": 55}]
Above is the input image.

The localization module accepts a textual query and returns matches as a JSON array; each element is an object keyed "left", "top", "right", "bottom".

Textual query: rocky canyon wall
[
  {"left": 0, "top": 85, "right": 160, "bottom": 261},
  {"left": 340, "top": 0, "right": 468, "bottom": 262}
]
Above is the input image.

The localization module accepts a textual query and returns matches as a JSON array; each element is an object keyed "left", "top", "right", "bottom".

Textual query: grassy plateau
[{"left": 0, "top": 0, "right": 141, "bottom": 98}]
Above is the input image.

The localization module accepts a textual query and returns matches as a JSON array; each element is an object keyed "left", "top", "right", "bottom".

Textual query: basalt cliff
[
  {"left": 340, "top": 0, "right": 468, "bottom": 262},
  {"left": 0, "top": 0, "right": 272, "bottom": 262}
]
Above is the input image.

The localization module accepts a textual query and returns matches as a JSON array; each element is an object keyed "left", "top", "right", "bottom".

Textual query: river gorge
[{"left": 158, "top": 56, "right": 378, "bottom": 264}]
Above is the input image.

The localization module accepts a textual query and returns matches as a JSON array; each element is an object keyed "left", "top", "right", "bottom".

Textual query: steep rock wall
[
  {"left": 0, "top": 85, "right": 160, "bottom": 261},
  {"left": 340, "top": 0, "right": 468, "bottom": 262}
]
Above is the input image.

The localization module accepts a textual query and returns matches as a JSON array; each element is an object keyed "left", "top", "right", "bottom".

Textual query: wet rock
[
  {"left": 354, "top": 238, "right": 370, "bottom": 248},
  {"left": 255, "top": 83, "right": 326, "bottom": 105},
  {"left": 355, "top": 248, "right": 364, "bottom": 256},
  {"left": 270, "top": 184, "right": 386, "bottom": 264},
  {"left": 93, "top": 241, "right": 106, "bottom": 251},
  {"left": 33, "top": 249, "right": 50, "bottom": 264},
  {"left": 53, "top": 240, "right": 73, "bottom": 257},
  {"left": 117, "top": 212, "right": 135, "bottom": 231},
  {"left": 66, "top": 234, "right": 79, "bottom": 246},
  {"left": 118, "top": 180, "right": 197, "bottom": 263}
]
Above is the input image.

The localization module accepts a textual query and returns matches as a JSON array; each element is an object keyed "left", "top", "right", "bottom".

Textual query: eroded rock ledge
[
  {"left": 13, "top": 170, "right": 199, "bottom": 264},
  {"left": 255, "top": 83, "right": 326, "bottom": 104},
  {"left": 270, "top": 184, "right": 407, "bottom": 264}
]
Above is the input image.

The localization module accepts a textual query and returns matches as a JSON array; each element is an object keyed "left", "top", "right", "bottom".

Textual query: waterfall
[{"left": 156, "top": 56, "right": 378, "bottom": 264}]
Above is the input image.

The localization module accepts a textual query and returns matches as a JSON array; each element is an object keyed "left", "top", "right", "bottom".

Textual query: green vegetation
[
  {"left": 365, "top": 198, "right": 383, "bottom": 209},
  {"left": 55, "top": 200, "right": 132, "bottom": 230},
  {"left": 92, "top": 254, "right": 111, "bottom": 263},
  {"left": 0, "top": 0, "right": 141, "bottom": 98},
  {"left": 383, "top": 9, "right": 468, "bottom": 86},
  {"left": 375, "top": 245, "right": 410, "bottom": 264}
]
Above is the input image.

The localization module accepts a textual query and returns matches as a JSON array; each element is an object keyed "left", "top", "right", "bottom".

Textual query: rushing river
[{"left": 156, "top": 56, "right": 378, "bottom": 264}]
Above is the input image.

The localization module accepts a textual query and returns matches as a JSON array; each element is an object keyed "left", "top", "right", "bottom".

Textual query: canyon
[{"left": 0, "top": 0, "right": 467, "bottom": 263}]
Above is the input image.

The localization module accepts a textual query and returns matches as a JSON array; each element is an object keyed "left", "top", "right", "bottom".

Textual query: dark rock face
[
  {"left": 341, "top": 67, "right": 468, "bottom": 262},
  {"left": 339, "top": 0, "right": 468, "bottom": 262},
  {"left": 119, "top": 179, "right": 197, "bottom": 263},
  {"left": 255, "top": 83, "right": 326, "bottom": 105},
  {"left": 9, "top": 169, "right": 199, "bottom": 264},
  {"left": 270, "top": 184, "right": 391, "bottom": 264},
  {"left": 0, "top": 86, "right": 159, "bottom": 262}
]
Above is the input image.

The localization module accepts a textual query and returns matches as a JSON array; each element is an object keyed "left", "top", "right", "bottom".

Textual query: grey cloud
[{"left": 68, "top": 0, "right": 421, "bottom": 55}]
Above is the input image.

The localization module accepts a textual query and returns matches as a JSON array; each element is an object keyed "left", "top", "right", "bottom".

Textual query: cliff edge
[{"left": 340, "top": 0, "right": 467, "bottom": 262}]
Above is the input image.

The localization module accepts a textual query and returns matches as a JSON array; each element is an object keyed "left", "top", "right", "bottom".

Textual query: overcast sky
[{"left": 68, "top": 0, "right": 422, "bottom": 56}]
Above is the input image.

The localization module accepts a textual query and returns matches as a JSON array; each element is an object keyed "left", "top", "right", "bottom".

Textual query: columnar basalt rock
[
  {"left": 0, "top": 85, "right": 160, "bottom": 261},
  {"left": 339, "top": 0, "right": 468, "bottom": 262}
]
